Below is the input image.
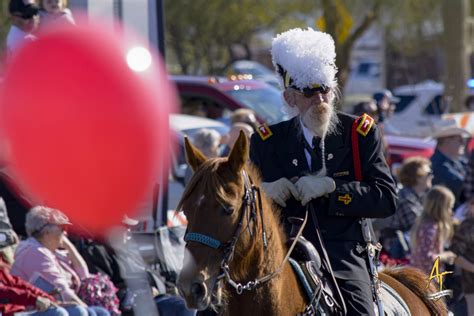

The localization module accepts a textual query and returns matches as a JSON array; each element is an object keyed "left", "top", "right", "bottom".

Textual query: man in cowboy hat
[
  {"left": 431, "top": 125, "right": 471, "bottom": 207},
  {"left": 249, "top": 28, "right": 397, "bottom": 315}
]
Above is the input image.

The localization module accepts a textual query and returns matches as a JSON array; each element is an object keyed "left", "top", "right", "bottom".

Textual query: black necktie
[{"left": 303, "top": 137, "right": 322, "bottom": 173}]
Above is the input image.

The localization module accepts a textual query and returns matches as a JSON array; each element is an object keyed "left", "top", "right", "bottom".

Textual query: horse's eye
[{"left": 222, "top": 206, "right": 235, "bottom": 215}]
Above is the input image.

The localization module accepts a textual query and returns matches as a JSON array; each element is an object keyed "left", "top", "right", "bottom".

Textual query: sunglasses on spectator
[{"left": 292, "top": 85, "right": 331, "bottom": 98}]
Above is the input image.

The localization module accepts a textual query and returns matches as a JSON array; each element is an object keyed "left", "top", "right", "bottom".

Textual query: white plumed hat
[{"left": 271, "top": 28, "right": 338, "bottom": 90}]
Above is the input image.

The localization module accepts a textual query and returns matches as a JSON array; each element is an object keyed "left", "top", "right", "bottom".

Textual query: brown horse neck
[
  {"left": 225, "top": 175, "right": 306, "bottom": 315},
  {"left": 220, "top": 166, "right": 307, "bottom": 315},
  {"left": 229, "top": 178, "right": 288, "bottom": 284}
]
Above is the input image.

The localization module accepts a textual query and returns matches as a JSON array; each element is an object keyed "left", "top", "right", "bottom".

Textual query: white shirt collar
[{"left": 300, "top": 117, "right": 316, "bottom": 148}]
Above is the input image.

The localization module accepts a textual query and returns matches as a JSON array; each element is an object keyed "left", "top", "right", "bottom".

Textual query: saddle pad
[
  {"left": 289, "top": 258, "right": 314, "bottom": 300},
  {"left": 378, "top": 281, "right": 411, "bottom": 316}
]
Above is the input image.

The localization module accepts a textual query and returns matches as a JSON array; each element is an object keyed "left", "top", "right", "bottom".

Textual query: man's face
[
  {"left": 284, "top": 88, "right": 334, "bottom": 137},
  {"left": 440, "top": 135, "right": 466, "bottom": 158},
  {"left": 12, "top": 13, "right": 39, "bottom": 33}
]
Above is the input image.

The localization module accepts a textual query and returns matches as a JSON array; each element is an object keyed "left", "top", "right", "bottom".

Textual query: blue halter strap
[{"left": 184, "top": 232, "right": 221, "bottom": 249}]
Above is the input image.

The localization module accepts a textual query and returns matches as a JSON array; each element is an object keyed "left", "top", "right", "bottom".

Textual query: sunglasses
[{"left": 293, "top": 86, "right": 331, "bottom": 98}]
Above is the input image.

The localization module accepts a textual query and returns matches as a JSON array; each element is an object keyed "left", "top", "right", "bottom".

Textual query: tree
[
  {"left": 316, "top": 0, "right": 382, "bottom": 92},
  {"left": 164, "top": 0, "right": 314, "bottom": 75},
  {"left": 0, "top": 1, "right": 11, "bottom": 74},
  {"left": 165, "top": 0, "right": 445, "bottom": 94}
]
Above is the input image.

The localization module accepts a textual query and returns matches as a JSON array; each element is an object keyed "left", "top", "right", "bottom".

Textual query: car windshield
[
  {"left": 393, "top": 95, "right": 416, "bottom": 113},
  {"left": 226, "top": 86, "right": 290, "bottom": 124},
  {"left": 181, "top": 126, "right": 230, "bottom": 139},
  {"left": 233, "top": 61, "right": 275, "bottom": 77}
]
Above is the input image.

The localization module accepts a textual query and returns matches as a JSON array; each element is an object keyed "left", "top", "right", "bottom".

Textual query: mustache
[
  {"left": 304, "top": 102, "right": 331, "bottom": 124},
  {"left": 302, "top": 102, "right": 339, "bottom": 137}
]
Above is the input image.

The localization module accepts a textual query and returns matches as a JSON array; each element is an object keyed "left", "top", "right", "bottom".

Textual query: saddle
[
  {"left": 287, "top": 217, "right": 345, "bottom": 315},
  {"left": 287, "top": 217, "right": 412, "bottom": 316}
]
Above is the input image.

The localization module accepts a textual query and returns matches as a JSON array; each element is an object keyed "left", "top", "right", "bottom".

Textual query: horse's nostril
[{"left": 191, "top": 282, "right": 207, "bottom": 300}]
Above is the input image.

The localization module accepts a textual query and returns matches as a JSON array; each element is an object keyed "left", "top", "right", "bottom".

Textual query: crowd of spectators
[
  {"left": 6, "top": 0, "right": 75, "bottom": 63},
  {"left": 3, "top": 1, "right": 474, "bottom": 315},
  {"left": 1, "top": 2, "right": 197, "bottom": 316},
  {"left": 352, "top": 89, "right": 474, "bottom": 315}
]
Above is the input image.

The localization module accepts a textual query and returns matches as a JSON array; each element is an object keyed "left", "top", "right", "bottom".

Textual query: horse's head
[{"left": 177, "top": 131, "right": 255, "bottom": 310}]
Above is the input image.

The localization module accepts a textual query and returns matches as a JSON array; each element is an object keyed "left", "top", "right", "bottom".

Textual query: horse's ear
[
  {"left": 184, "top": 137, "right": 207, "bottom": 172},
  {"left": 226, "top": 131, "right": 248, "bottom": 172}
]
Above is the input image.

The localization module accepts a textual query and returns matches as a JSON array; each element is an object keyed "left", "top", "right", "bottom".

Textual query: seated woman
[
  {"left": 0, "top": 200, "right": 68, "bottom": 316},
  {"left": 1, "top": 247, "right": 68, "bottom": 316},
  {"left": 11, "top": 206, "right": 110, "bottom": 316}
]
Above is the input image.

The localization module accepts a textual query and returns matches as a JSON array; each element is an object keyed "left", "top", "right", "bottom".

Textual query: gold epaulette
[
  {"left": 356, "top": 114, "right": 375, "bottom": 137},
  {"left": 256, "top": 123, "right": 273, "bottom": 141}
]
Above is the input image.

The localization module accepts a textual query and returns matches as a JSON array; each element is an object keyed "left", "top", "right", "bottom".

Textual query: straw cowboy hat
[{"left": 431, "top": 126, "right": 471, "bottom": 139}]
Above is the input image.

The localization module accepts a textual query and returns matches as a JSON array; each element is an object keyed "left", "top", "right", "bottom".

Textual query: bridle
[{"left": 183, "top": 169, "right": 307, "bottom": 298}]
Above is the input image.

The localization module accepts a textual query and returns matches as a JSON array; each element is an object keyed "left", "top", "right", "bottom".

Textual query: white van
[{"left": 390, "top": 80, "right": 474, "bottom": 137}]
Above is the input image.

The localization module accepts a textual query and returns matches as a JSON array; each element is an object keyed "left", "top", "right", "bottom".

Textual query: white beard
[{"left": 301, "top": 102, "right": 339, "bottom": 138}]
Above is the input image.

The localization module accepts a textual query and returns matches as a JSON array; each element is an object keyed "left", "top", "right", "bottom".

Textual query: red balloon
[{"left": 0, "top": 23, "right": 175, "bottom": 235}]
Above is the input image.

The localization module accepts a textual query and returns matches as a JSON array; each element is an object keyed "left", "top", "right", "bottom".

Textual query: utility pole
[
  {"left": 441, "top": 0, "right": 470, "bottom": 112},
  {"left": 156, "top": 0, "right": 165, "bottom": 59}
]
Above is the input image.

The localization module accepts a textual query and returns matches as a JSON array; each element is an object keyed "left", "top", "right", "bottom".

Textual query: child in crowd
[
  {"left": 410, "top": 185, "right": 457, "bottom": 273},
  {"left": 6, "top": 0, "right": 40, "bottom": 59},
  {"left": 38, "top": 0, "right": 75, "bottom": 30}
]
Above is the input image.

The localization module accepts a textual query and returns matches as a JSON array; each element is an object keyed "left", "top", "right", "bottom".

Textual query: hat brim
[
  {"left": 431, "top": 127, "right": 471, "bottom": 139},
  {"left": 389, "top": 96, "right": 400, "bottom": 103},
  {"left": 11, "top": 4, "right": 39, "bottom": 17}
]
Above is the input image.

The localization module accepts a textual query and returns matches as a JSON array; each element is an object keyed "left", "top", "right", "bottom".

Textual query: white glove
[
  {"left": 295, "top": 176, "right": 336, "bottom": 206},
  {"left": 36, "top": 297, "right": 52, "bottom": 312},
  {"left": 261, "top": 178, "right": 299, "bottom": 207}
]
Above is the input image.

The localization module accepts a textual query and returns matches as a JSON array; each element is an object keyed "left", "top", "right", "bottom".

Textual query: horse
[{"left": 177, "top": 131, "right": 447, "bottom": 315}]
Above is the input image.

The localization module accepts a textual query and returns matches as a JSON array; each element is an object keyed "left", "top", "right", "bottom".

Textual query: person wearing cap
[
  {"left": 352, "top": 100, "right": 379, "bottom": 122},
  {"left": 249, "top": 28, "right": 397, "bottom": 315},
  {"left": 0, "top": 198, "right": 64, "bottom": 316},
  {"left": 11, "top": 206, "right": 110, "bottom": 316},
  {"left": 6, "top": 0, "right": 40, "bottom": 59},
  {"left": 372, "top": 89, "right": 399, "bottom": 123},
  {"left": 430, "top": 126, "right": 471, "bottom": 208}
]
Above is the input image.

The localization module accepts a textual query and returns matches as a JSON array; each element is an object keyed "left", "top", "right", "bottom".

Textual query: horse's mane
[{"left": 381, "top": 266, "right": 447, "bottom": 315}]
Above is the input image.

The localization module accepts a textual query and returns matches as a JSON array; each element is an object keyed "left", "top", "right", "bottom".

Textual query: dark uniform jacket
[
  {"left": 431, "top": 148, "right": 467, "bottom": 207},
  {"left": 250, "top": 113, "right": 397, "bottom": 281}
]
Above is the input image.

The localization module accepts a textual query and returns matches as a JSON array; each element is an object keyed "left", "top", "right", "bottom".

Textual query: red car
[
  {"left": 172, "top": 76, "right": 289, "bottom": 125},
  {"left": 385, "top": 134, "right": 474, "bottom": 171},
  {"left": 385, "top": 134, "right": 436, "bottom": 166}
]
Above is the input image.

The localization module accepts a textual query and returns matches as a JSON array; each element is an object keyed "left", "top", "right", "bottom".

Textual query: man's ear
[{"left": 283, "top": 89, "right": 295, "bottom": 108}]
